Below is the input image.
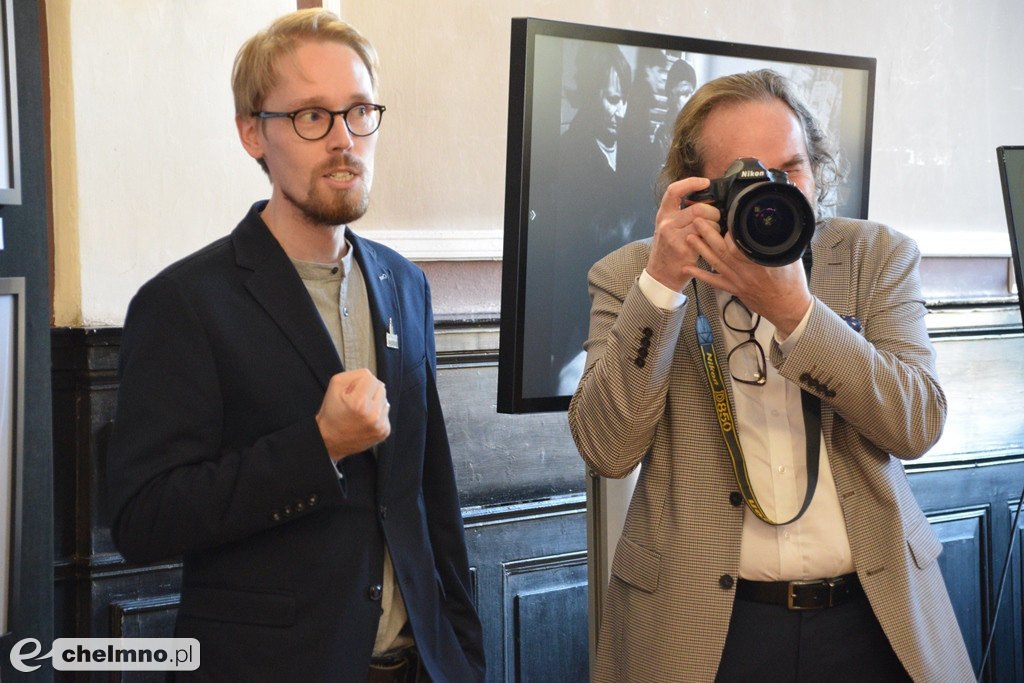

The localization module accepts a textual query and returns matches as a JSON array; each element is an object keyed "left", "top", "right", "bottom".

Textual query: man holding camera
[{"left": 569, "top": 69, "right": 973, "bottom": 681}]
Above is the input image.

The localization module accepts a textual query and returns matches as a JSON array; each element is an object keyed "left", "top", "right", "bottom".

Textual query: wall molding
[
  {"left": 359, "top": 229, "right": 503, "bottom": 261},
  {"left": 356, "top": 227, "right": 1013, "bottom": 263}
]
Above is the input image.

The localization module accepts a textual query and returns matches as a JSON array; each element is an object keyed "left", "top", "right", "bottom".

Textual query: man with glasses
[
  {"left": 569, "top": 69, "right": 972, "bottom": 681},
  {"left": 107, "top": 9, "right": 484, "bottom": 682}
]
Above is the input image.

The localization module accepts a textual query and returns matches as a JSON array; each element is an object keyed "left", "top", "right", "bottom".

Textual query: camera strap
[{"left": 692, "top": 282, "right": 820, "bottom": 526}]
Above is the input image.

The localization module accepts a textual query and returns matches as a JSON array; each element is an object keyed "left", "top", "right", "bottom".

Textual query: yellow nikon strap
[{"left": 693, "top": 286, "right": 821, "bottom": 526}]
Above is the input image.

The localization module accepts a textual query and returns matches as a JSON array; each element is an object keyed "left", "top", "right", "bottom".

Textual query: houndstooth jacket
[{"left": 569, "top": 216, "right": 974, "bottom": 682}]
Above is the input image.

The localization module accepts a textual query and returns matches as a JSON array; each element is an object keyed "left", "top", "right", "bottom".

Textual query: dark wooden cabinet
[{"left": 51, "top": 324, "right": 1024, "bottom": 682}]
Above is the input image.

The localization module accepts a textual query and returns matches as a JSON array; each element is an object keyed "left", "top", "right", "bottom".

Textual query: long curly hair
[{"left": 656, "top": 69, "right": 842, "bottom": 209}]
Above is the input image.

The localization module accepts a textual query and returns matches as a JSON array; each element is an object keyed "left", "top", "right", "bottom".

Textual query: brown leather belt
[
  {"left": 367, "top": 646, "right": 419, "bottom": 683},
  {"left": 736, "top": 572, "right": 863, "bottom": 610}
]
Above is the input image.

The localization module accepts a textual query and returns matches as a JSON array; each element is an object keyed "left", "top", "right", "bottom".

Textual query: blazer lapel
[
  {"left": 808, "top": 220, "right": 852, "bottom": 314},
  {"left": 806, "top": 221, "right": 852, "bottom": 445},
  {"left": 348, "top": 232, "right": 403, "bottom": 403},
  {"left": 348, "top": 232, "right": 403, "bottom": 485},
  {"left": 232, "top": 209, "right": 343, "bottom": 389}
]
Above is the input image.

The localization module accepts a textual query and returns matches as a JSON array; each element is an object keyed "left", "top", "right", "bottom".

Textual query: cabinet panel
[
  {"left": 929, "top": 510, "right": 987, "bottom": 669},
  {"left": 514, "top": 580, "right": 588, "bottom": 683}
]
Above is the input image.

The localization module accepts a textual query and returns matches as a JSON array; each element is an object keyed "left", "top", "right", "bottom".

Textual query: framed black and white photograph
[
  {"left": 998, "top": 145, "right": 1024, "bottom": 318},
  {"left": 0, "top": 276, "right": 24, "bottom": 636},
  {"left": 497, "top": 18, "right": 876, "bottom": 414}
]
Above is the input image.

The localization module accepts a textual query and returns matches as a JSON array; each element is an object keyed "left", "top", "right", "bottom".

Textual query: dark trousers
[{"left": 715, "top": 593, "right": 912, "bottom": 682}]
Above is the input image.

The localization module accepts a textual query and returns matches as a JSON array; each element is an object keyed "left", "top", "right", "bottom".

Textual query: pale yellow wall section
[
  {"left": 46, "top": 0, "right": 81, "bottom": 326},
  {"left": 47, "top": 0, "right": 292, "bottom": 326},
  {"left": 45, "top": 0, "right": 1024, "bottom": 326}
]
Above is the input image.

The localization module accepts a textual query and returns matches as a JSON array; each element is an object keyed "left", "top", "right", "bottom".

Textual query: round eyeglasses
[
  {"left": 723, "top": 296, "right": 767, "bottom": 386},
  {"left": 251, "top": 103, "right": 386, "bottom": 141}
]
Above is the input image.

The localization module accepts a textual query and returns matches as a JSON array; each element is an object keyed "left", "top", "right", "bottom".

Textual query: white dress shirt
[{"left": 638, "top": 270, "right": 854, "bottom": 581}]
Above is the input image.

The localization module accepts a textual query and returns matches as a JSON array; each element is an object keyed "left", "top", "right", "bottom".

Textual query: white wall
[{"left": 49, "top": 0, "right": 1024, "bottom": 325}]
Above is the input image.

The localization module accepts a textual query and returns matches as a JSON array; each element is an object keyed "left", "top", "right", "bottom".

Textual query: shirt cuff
[
  {"left": 776, "top": 299, "right": 815, "bottom": 355},
  {"left": 638, "top": 269, "right": 687, "bottom": 311}
]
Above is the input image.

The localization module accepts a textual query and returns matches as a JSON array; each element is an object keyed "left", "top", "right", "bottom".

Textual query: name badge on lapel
[{"left": 386, "top": 318, "right": 399, "bottom": 349}]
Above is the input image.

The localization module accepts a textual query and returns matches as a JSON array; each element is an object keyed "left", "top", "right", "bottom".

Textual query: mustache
[{"left": 317, "top": 153, "right": 366, "bottom": 176}]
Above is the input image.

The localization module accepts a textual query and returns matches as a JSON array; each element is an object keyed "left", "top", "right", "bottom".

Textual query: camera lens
[
  {"left": 727, "top": 183, "right": 815, "bottom": 266},
  {"left": 746, "top": 197, "right": 799, "bottom": 248}
]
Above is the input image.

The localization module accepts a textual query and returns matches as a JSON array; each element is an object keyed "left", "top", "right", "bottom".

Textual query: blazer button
[
  {"left": 368, "top": 584, "right": 383, "bottom": 601},
  {"left": 729, "top": 492, "right": 743, "bottom": 507},
  {"left": 719, "top": 574, "right": 734, "bottom": 590}
]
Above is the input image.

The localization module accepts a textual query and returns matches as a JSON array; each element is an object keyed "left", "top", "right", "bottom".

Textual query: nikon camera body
[{"left": 684, "top": 157, "right": 816, "bottom": 267}]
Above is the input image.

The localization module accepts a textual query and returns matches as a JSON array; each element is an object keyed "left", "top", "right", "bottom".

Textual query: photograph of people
[{"left": 529, "top": 43, "right": 700, "bottom": 398}]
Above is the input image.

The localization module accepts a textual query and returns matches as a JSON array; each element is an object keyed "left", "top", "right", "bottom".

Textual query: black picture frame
[
  {"left": 497, "top": 18, "right": 877, "bottom": 414},
  {"left": 0, "top": 276, "right": 24, "bottom": 635},
  {"left": 0, "top": 0, "right": 20, "bottom": 206},
  {"left": 997, "top": 145, "right": 1024, "bottom": 323}
]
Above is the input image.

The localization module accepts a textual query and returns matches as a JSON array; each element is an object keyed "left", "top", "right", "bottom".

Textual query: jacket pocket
[
  {"left": 610, "top": 534, "right": 661, "bottom": 593},
  {"left": 402, "top": 355, "right": 427, "bottom": 392},
  {"left": 178, "top": 585, "right": 297, "bottom": 627},
  {"left": 906, "top": 514, "right": 943, "bottom": 570}
]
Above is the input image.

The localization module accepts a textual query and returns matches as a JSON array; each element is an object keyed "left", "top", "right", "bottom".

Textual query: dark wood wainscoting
[
  {"left": 52, "top": 323, "right": 1024, "bottom": 682},
  {"left": 50, "top": 327, "right": 588, "bottom": 683}
]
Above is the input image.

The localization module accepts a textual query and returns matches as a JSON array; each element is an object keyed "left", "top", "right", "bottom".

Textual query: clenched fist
[{"left": 315, "top": 369, "right": 391, "bottom": 462}]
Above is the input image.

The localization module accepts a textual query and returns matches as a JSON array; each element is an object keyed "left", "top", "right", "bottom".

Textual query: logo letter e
[{"left": 10, "top": 638, "right": 51, "bottom": 673}]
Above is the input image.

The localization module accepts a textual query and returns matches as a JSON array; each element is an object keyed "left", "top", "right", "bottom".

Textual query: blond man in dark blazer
[{"left": 108, "top": 10, "right": 483, "bottom": 681}]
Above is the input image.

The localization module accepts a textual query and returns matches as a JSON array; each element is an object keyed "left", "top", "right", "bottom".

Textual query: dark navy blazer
[{"left": 107, "top": 201, "right": 485, "bottom": 682}]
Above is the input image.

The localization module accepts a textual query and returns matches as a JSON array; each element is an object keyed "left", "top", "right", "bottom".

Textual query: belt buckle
[{"left": 787, "top": 578, "right": 830, "bottom": 610}]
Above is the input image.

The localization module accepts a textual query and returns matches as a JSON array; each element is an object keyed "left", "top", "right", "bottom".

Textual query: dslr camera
[{"left": 684, "top": 157, "right": 816, "bottom": 267}]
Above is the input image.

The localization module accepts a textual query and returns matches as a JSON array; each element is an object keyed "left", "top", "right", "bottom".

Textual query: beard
[{"left": 282, "top": 154, "right": 372, "bottom": 227}]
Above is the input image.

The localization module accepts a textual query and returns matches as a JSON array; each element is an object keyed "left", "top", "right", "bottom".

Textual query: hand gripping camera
[{"left": 684, "top": 157, "right": 816, "bottom": 267}]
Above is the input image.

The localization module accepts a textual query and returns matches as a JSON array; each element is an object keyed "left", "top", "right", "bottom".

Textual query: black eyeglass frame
[
  {"left": 722, "top": 296, "right": 767, "bottom": 386},
  {"left": 251, "top": 103, "right": 387, "bottom": 141}
]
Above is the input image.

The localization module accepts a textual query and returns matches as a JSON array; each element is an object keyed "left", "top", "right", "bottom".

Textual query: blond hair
[{"left": 231, "top": 8, "right": 379, "bottom": 117}]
